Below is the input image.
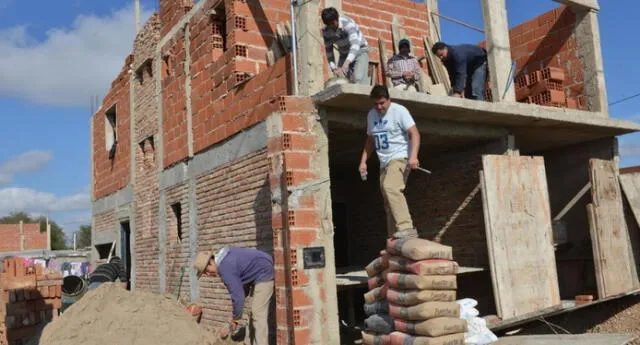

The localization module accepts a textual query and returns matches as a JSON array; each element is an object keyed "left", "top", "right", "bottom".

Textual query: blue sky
[{"left": 0, "top": 1, "right": 638, "bottom": 239}]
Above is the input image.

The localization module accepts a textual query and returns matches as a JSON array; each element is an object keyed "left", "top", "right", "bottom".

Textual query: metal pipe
[
  {"left": 430, "top": 12, "right": 484, "bottom": 33},
  {"left": 290, "top": 0, "right": 299, "bottom": 96}
]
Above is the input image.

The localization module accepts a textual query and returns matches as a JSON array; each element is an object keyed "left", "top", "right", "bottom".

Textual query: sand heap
[{"left": 37, "top": 283, "right": 215, "bottom": 345}]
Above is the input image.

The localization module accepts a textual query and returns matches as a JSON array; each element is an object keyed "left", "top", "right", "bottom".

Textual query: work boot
[{"left": 392, "top": 228, "right": 418, "bottom": 239}]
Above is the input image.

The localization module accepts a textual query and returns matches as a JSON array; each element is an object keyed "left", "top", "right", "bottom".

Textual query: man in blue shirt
[
  {"left": 432, "top": 42, "right": 488, "bottom": 101},
  {"left": 194, "top": 247, "right": 274, "bottom": 345}
]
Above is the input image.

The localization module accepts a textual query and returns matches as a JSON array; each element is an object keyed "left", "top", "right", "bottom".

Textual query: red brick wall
[
  {"left": 165, "top": 184, "right": 190, "bottom": 300},
  {"left": 161, "top": 30, "right": 190, "bottom": 167},
  {"left": 92, "top": 56, "right": 132, "bottom": 200},
  {"left": 160, "top": 0, "right": 193, "bottom": 37},
  {"left": 189, "top": 51, "right": 291, "bottom": 155},
  {"left": 0, "top": 224, "right": 46, "bottom": 253},
  {"left": 342, "top": 0, "right": 430, "bottom": 84},
  {"left": 509, "top": 6, "right": 585, "bottom": 106},
  {"left": 94, "top": 211, "right": 116, "bottom": 233},
  {"left": 134, "top": 14, "right": 161, "bottom": 143},
  {"left": 196, "top": 149, "right": 272, "bottom": 329},
  {"left": 133, "top": 17, "right": 163, "bottom": 293}
]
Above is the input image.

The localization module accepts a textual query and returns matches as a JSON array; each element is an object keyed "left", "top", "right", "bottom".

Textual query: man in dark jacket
[
  {"left": 432, "top": 42, "right": 488, "bottom": 100},
  {"left": 194, "top": 247, "right": 274, "bottom": 345},
  {"left": 88, "top": 256, "right": 127, "bottom": 290}
]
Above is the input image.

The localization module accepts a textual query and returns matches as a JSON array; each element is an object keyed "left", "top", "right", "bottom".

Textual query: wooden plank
[
  {"left": 493, "top": 334, "right": 636, "bottom": 345},
  {"left": 378, "top": 38, "right": 392, "bottom": 88},
  {"left": 391, "top": 17, "right": 401, "bottom": 55},
  {"left": 620, "top": 172, "right": 640, "bottom": 227},
  {"left": 424, "top": 36, "right": 452, "bottom": 94},
  {"left": 480, "top": 155, "right": 560, "bottom": 319},
  {"left": 588, "top": 159, "right": 639, "bottom": 298}
]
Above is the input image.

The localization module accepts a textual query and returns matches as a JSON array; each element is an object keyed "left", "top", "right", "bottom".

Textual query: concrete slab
[
  {"left": 313, "top": 84, "right": 640, "bottom": 152},
  {"left": 553, "top": 0, "right": 600, "bottom": 11},
  {"left": 493, "top": 334, "right": 636, "bottom": 345}
]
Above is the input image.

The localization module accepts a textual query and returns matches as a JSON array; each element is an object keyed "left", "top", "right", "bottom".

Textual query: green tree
[
  {"left": 0, "top": 212, "right": 67, "bottom": 250},
  {"left": 77, "top": 224, "right": 92, "bottom": 249}
]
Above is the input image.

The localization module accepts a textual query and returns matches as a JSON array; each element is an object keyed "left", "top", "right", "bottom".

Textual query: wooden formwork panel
[{"left": 480, "top": 155, "right": 560, "bottom": 319}]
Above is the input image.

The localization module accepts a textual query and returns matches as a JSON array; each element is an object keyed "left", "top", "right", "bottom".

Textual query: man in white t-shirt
[{"left": 359, "top": 85, "right": 421, "bottom": 238}]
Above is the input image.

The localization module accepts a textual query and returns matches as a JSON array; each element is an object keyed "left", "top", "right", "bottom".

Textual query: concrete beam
[
  {"left": 553, "top": 0, "right": 599, "bottom": 12},
  {"left": 92, "top": 186, "right": 134, "bottom": 214},
  {"left": 481, "top": 0, "right": 515, "bottom": 102},
  {"left": 575, "top": 9, "right": 608, "bottom": 114},
  {"left": 327, "top": 111, "right": 508, "bottom": 139}
]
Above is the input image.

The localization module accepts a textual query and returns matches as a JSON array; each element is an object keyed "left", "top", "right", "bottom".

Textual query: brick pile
[
  {"left": 0, "top": 258, "right": 62, "bottom": 345},
  {"left": 360, "top": 238, "right": 466, "bottom": 345},
  {"left": 514, "top": 66, "right": 577, "bottom": 108}
]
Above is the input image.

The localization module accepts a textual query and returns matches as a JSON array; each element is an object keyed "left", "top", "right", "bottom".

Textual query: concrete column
[
  {"left": 184, "top": 26, "right": 194, "bottom": 157},
  {"left": 19, "top": 221, "right": 24, "bottom": 251},
  {"left": 427, "top": 0, "right": 441, "bottom": 42},
  {"left": 188, "top": 175, "right": 199, "bottom": 301},
  {"left": 481, "top": 0, "right": 515, "bottom": 102},
  {"left": 295, "top": 0, "right": 326, "bottom": 96},
  {"left": 574, "top": 9, "right": 608, "bottom": 115}
]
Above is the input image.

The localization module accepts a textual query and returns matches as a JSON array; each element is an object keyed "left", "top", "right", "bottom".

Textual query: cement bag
[
  {"left": 386, "top": 273, "right": 457, "bottom": 290},
  {"left": 386, "top": 288, "right": 457, "bottom": 305},
  {"left": 386, "top": 238, "right": 453, "bottom": 261},
  {"left": 362, "top": 332, "right": 391, "bottom": 345},
  {"left": 389, "top": 332, "right": 465, "bottom": 345},
  {"left": 364, "top": 285, "right": 389, "bottom": 304},
  {"left": 364, "top": 314, "right": 394, "bottom": 334},
  {"left": 368, "top": 275, "right": 385, "bottom": 290},
  {"left": 366, "top": 255, "right": 391, "bottom": 277},
  {"left": 364, "top": 300, "right": 389, "bottom": 316},
  {"left": 389, "top": 302, "right": 460, "bottom": 321},
  {"left": 394, "top": 318, "right": 467, "bottom": 337},
  {"left": 388, "top": 257, "right": 459, "bottom": 276}
]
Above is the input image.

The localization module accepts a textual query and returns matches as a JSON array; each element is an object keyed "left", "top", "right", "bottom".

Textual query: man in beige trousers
[
  {"left": 359, "top": 85, "right": 421, "bottom": 238},
  {"left": 194, "top": 247, "right": 274, "bottom": 345}
]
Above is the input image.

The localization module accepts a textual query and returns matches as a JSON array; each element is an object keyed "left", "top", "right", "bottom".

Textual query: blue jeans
[{"left": 465, "top": 61, "right": 488, "bottom": 100}]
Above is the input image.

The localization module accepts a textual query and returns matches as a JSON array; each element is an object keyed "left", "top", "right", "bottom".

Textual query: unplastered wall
[
  {"left": 195, "top": 149, "right": 272, "bottom": 329},
  {"left": 341, "top": 0, "right": 430, "bottom": 84},
  {"left": 92, "top": 56, "right": 133, "bottom": 200},
  {"left": 509, "top": 6, "right": 586, "bottom": 107}
]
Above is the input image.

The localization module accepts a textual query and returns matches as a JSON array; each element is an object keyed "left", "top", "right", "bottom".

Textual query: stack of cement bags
[{"left": 361, "top": 238, "right": 467, "bottom": 345}]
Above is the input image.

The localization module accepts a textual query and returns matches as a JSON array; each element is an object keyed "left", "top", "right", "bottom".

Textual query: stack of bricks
[
  {"left": 514, "top": 67, "right": 576, "bottom": 108},
  {"left": 0, "top": 258, "right": 62, "bottom": 345}
]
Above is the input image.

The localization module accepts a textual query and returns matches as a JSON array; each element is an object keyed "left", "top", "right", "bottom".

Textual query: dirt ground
[{"left": 505, "top": 295, "right": 640, "bottom": 343}]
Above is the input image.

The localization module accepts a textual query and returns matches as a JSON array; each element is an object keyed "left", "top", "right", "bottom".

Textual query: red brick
[
  {"left": 288, "top": 230, "right": 318, "bottom": 247},
  {"left": 283, "top": 152, "right": 311, "bottom": 170}
]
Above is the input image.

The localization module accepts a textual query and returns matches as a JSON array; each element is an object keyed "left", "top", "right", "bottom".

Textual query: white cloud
[
  {"left": 0, "top": 187, "right": 90, "bottom": 216},
  {"left": 0, "top": 5, "right": 152, "bottom": 107},
  {"left": 0, "top": 150, "right": 53, "bottom": 184}
]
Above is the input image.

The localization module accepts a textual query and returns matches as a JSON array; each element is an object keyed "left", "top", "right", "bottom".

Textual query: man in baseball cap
[
  {"left": 386, "top": 38, "right": 422, "bottom": 92},
  {"left": 194, "top": 247, "right": 274, "bottom": 345}
]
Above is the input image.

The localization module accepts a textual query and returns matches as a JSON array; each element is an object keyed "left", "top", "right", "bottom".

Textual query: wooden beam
[
  {"left": 378, "top": 38, "right": 392, "bottom": 88},
  {"left": 552, "top": 0, "right": 600, "bottom": 12},
  {"left": 553, "top": 183, "right": 591, "bottom": 221}
]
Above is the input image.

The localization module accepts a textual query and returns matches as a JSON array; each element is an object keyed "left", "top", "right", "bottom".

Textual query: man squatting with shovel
[
  {"left": 194, "top": 247, "right": 274, "bottom": 345},
  {"left": 359, "top": 85, "right": 421, "bottom": 239}
]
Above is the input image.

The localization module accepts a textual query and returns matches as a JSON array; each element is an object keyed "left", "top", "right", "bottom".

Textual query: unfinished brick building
[{"left": 91, "top": 0, "right": 640, "bottom": 343}]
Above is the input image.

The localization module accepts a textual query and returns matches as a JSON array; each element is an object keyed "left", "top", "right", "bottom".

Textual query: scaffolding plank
[
  {"left": 480, "top": 155, "right": 560, "bottom": 319},
  {"left": 588, "top": 159, "right": 639, "bottom": 298},
  {"left": 378, "top": 38, "right": 392, "bottom": 88}
]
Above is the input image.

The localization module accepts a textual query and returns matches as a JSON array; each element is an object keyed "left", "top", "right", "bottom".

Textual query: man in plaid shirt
[
  {"left": 387, "top": 39, "right": 421, "bottom": 92},
  {"left": 322, "top": 7, "right": 370, "bottom": 84}
]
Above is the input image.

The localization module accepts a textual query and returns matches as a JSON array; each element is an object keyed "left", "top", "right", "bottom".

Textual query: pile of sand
[{"left": 37, "top": 283, "right": 216, "bottom": 345}]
